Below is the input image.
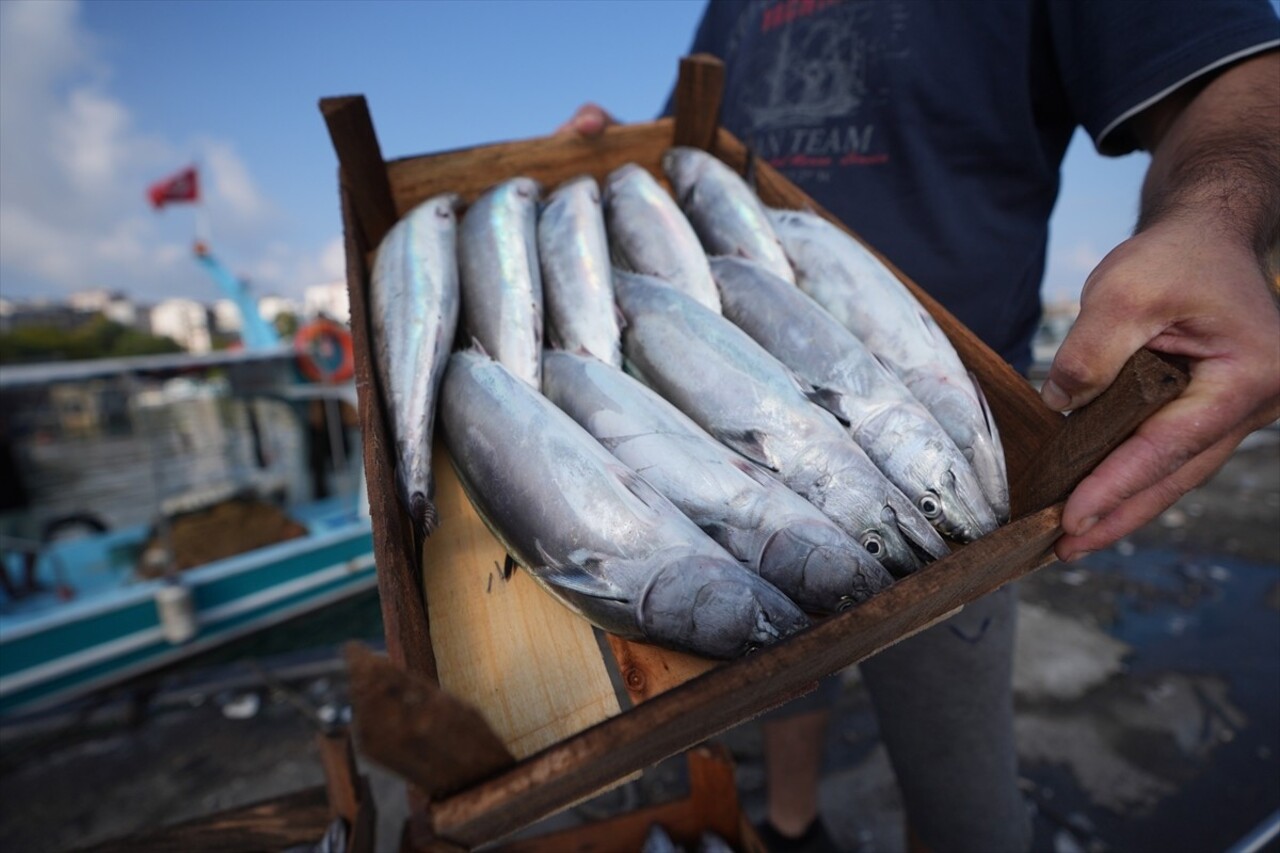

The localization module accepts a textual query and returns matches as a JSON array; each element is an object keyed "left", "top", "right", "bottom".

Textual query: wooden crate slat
[
  {"left": 337, "top": 186, "right": 437, "bottom": 681},
  {"left": 423, "top": 441, "right": 624, "bottom": 760},
  {"left": 384, "top": 119, "right": 678, "bottom": 214}
]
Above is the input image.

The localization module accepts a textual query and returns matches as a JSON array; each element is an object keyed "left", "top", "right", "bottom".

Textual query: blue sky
[{"left": 0, "top": 0, "right": 1157, "bottom": 307}]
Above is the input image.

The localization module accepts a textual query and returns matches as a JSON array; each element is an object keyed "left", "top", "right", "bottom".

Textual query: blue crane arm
[{"left": 194, "top": 248, "right": 280, "bottom": 351}]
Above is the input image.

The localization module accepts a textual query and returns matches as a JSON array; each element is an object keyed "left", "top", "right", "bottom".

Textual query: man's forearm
[{"left": 1135, "top": 51, "right": 1280, "bottom": 261}]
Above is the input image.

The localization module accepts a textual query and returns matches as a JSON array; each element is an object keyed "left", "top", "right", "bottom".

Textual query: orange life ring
[{"left": 294, "top": 319, "right": 355, "bottom": 383}]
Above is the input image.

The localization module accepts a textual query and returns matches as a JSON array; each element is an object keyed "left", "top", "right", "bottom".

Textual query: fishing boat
[{"left": 0, "top": 345, "right": 376, "bottom": 718}]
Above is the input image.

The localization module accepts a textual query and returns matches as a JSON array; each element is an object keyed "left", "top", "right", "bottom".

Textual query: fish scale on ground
[
  {"left": 542, "top": 349, "right": 894, "bottom": 614},
  {"left": 614, "top": 269, "right": 948, "bottom": 578},
  {"left": 441, "top": 349, "right": 809, "bottom": 659},
  {"left": 709, "top": 255, "right": 999, "bottom": 544}
]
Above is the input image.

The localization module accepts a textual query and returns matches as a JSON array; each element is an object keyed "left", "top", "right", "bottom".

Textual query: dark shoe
[{"left": 755, "top": 819, "right": 839, "bottom": 853}]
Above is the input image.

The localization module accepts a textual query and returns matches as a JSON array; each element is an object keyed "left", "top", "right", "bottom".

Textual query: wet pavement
[{"left": 1, "top": 431, "right": 1276, "bottom": 852}]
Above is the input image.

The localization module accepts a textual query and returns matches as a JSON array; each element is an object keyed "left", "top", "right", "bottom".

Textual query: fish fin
[
  {"left": 728, "top": 455, "right": 779, "bottom": 487},
  {"left": 721, "top": 429, "right": 777, "bottom": 471},
  {"left": 871, "top": 350, "right": 904, "bottom": 382},
  {"left": 616, "top": 467, "right": 668, "bottom": 512},
  {"left": 613, "top": 300, "right": 628, "bottom": 335},
  {"left": 469, "top": 336, "right": 491, "bottom": 358},
  {"left": 804, "top": 386, "right": 851, "bottom": 426},
  {"left": 533, "top": 542, "right": 630, "bottom": 602},
  {"left": 622, "top": 357, "right": 656, "bottom": 390},
  {"left": 743, "top": 146, "right": 759, "bottom": 194},
  {"left": 968, "top": 371, "right": 1002, "bottom": 445},
  {"left": 503, "top": 553, "right": 519, "bottom": 579}
]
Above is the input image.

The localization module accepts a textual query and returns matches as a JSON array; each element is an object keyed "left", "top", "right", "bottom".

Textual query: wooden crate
[{"left": 321, "top": 55, "right": 1186, "bottom": 851}]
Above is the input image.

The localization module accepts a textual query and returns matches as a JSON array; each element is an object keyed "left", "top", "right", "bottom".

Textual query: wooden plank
[
  {"left": 491, "top": 745, "right": 742, "bottom": 853},
  {"left": 346, "top": 643, "right": 516, "bottom": 799},
  {"left": 426, "top": 505, "right": 1064, "bottom": 848},
  {"left": 384, "top": 119, "right": 677, "bottom": 214},
  {"left": 83, "top": 786, "right": 331, "bottom": 852},
  {"left": 423, "top": 444, "right": 624, "bottom": 760},
  {"left": 1010, "top": 349, "right": 1190, "bottom": 518},
  {"left": 338, "top": 186, "right": 437, "bottom": 681},
  {"left": 673, "top": 54, "right": 726, "bottom": 152},
  {"left": 604, "top": 635, "right": 716, "bottom": 705},
  {"left": 318, "top": 729, "right": 362, "bottom": 821},
  {"left": 321, "top": 95, "right": 401, "bottom": 250}
]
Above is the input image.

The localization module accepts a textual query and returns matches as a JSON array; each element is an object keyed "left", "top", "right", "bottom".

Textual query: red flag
[{"left": 148, "top": 166, "right": 199, "bottom": 209}]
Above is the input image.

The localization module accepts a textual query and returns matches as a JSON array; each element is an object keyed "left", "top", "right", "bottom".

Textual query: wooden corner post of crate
[{"left": 321, "top": 52, "right": 1190, "bottom": 851}]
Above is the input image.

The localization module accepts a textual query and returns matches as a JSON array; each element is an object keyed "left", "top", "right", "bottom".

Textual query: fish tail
[{"left": 411, "top": 492, "right": 440, "bottom": 538}]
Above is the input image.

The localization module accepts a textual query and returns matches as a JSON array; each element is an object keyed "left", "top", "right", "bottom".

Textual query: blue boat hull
[{"left": 0, "top": 520, "right": 376, "bottom": 718}]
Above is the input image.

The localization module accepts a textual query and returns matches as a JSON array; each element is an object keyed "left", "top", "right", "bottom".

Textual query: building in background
[
  {"left": 150, "top": 299, "right": 213, "bottom": 354},
  {"left": 304, "top": 281, "right": 350, "bottom": 325}
]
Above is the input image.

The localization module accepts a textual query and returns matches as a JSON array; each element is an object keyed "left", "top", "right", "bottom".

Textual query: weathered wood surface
[
  {"left": 492, "top": 745, "right": 744, "bottom": 853},
  {"left": 347, "top": 643, "right": 515, "bottom": 800},
  {"left": 1009, "top": 349, "right": 1190, "bottom": 518},
  {"left": 422, "top": 443, "right": 623, "bottom": 759},
  {"left": 83, "top": 786, "right": 332, "bottom": 852},
  {"left": 673, "top": 53, "right": 725, "bottom": 152},
  {"left": 427, "top": 504, "right": 1064, "bottom": 848},
  {"left": 604, "top": 634, "right": 717, "bottom": 705},
  {"left": 321, "top": 96, "right": 401, "bottom": 252},
  {"left": 384, "top": 119, "right": 683, "bottom": 214},
  {"left": 323, "top": 113, "right": 436, "bottom": 682}
]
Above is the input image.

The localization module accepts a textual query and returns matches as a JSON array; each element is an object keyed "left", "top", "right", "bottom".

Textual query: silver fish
[
  {"left": 369, "top": 192, "right": 460, "bottom": 535},
  {"left": 538, "top": 175, "right": 621, "bottom": 366},
  {"left": 615, "top": 271, "right": 947, "bottom": 577},
  {"left": 441, "top": 349, "right": 808, "bottom": 659},
  {"left": 661, "top": 146, "right": 795, "bottom": 285},
  {"left": 458, "top": 177, "right": 544, "bottom": 386},
  {"left": 542, "top": 350, "right": 893, "bottom": 613},
  {"left": 767, "top": 208, "right": 1010, "bottom": 521},
  {"left": 710, "top": 256, "right": 998, "bottom": 543},
  {"left": 603, "top": 163, "right": 721, "bottom": 312}
]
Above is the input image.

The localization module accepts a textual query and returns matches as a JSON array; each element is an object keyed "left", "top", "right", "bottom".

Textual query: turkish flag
[{"left": 148, "top": 166, "right": 200, "bottom": 209}]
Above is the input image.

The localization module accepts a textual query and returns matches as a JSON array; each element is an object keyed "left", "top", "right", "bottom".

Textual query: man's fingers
[
  {"left": 1041, "top": 299, "right": 1155, "bottom": 412},
  {"left": 1060, "top": 379, "right": 1255, "bottom": 536},
  {"left": 554, "top": 102, "right": 616, "bottom": 138},
  {"left": 1054, "top": 428, "right": 1243, "bottom": 561}
]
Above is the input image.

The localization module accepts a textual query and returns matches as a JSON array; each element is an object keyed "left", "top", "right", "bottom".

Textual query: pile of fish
[{"left": 368, "top": 146, "right": 1008, "bottom": 660}]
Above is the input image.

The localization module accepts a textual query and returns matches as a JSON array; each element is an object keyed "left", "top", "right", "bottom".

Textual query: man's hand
[
  {"left": 1044, "top": 220, "right": 1280, "bottom": 561},
  {"left": 554, "top": 103, "right": 618, "bottom": 138},
  {"left": 1044, "top": 51, "right": 1280, "bottom": 562}
]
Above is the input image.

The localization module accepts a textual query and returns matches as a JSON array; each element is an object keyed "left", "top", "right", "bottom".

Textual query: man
[{"left": 561, "top": 1, "right": 1280, "bottom": 849}]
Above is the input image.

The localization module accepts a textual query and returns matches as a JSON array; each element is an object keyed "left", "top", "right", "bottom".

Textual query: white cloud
[{"left": 0, "top": 0, "right": 332, "bottom": 306}]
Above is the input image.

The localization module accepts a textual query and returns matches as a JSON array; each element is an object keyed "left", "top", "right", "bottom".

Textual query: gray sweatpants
[
  {"left": 861, "top": 585, "right": 1029, "bottom": 851},
  {"left": 766, "top": 585, "right": 1030, "bottom": 851}
]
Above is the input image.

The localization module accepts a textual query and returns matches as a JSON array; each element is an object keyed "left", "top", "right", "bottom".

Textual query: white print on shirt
[{"left": 727, "top": 0, "right": 911, "bottom": 178}]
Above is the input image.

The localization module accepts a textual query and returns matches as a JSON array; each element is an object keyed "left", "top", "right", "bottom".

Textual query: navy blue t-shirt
[{"left": 671, "top": 0, "right": 1279, "bottom": 371}]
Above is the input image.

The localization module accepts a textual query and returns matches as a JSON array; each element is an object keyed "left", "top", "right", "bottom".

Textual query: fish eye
[
  {"left": 918, "top": 493, "right": 941, "bottom": 519},
  {"left": 837, "top": 596, "right": 857, "bottom": 613},
  {"left": 862, "top": 533, "right": 884, "bottom": 556}
]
